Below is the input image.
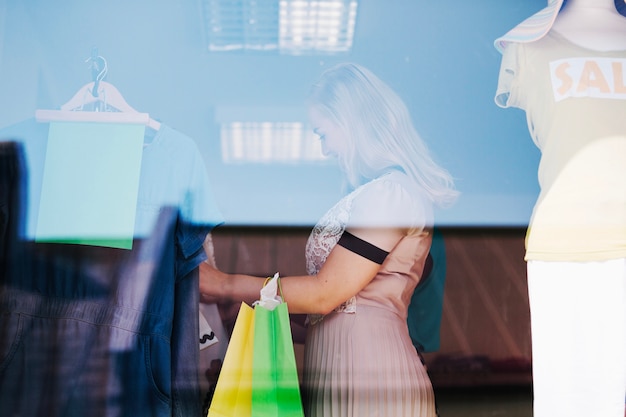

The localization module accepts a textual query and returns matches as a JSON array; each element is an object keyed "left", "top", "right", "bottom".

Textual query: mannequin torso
[{"left": 551, "top": 0, "right": 626, "bottom": 50}]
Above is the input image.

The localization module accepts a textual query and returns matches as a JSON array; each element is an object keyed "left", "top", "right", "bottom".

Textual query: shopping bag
[
  {"left": 251, "top": 302, "right": 304, "bottom": 417},
  {"left": 251, "top": 273, "right": 304, "bottom": 417},
  {"left": 207, "top": 302, "right": 255, "bottom": 417},
  {"left": 207, "top": 273, "right": 304, "bottom": 417}
]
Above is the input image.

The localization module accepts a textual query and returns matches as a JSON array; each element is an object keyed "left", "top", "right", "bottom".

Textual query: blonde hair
[{"left": 307, "top": 62, "right": 458, "bottom": 207}]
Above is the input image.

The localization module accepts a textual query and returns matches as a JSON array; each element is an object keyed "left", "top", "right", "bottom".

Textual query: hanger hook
[{"left": 85, "top": 48, "right": 108, "bottom": 98}]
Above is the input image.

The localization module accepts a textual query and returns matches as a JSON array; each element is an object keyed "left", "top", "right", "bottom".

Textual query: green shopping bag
[
  {"left": 251, "top": 273, "right": 304, "bottom": 417},
  {"left": 251, "top": 302, "right": 304, "bottom": 416}
]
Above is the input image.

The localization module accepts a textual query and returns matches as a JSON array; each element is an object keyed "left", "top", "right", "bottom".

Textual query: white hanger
[{"left": 36, "top": 54, "right": 161, "bottom": 131}]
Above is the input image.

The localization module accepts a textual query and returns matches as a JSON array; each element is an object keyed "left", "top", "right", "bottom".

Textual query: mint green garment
[{"left": 36, "top": 121, "right": 144, "bottom": 249}]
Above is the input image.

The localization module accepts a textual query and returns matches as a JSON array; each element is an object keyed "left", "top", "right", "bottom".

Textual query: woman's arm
[
  {"left": 200, "top": 176, "right": 425, "bottom": 315},
  {"left": 199, "top": 226, "right": 404, "bottom": 315}
]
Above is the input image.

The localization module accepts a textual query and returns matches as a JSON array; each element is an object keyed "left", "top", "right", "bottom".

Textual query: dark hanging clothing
[{"left": 0, "top": 120, "right": 223, "bottom": 417}]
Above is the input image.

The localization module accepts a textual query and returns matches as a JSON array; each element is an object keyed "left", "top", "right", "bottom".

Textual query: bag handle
[
  {"left": 263, "top": 272, "right": 283, "bottom": 299},
  {"left": 255, "top": 272, "right": 283, "bottom": 310}
]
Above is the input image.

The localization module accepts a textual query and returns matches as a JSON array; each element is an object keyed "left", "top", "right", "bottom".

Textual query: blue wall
[{"left": 0, "top": 0, "right": 545, "bottom": 227}]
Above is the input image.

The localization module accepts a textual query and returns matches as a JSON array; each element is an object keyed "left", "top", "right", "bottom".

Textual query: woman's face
[{"left": 308, "top": 106, "right": 348, "bottom": 158}]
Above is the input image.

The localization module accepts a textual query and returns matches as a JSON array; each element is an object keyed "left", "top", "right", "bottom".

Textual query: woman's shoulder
[
  {"left": 360, "top": 170, "right": 426, "bottom": 203},
  {"left": 349, "top": 171, "right": 433, "bottom": 229}
]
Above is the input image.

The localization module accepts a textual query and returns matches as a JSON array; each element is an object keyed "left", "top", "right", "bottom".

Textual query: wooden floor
[{"left": 211, "top": 226, "right": 533, "bottom": 389}]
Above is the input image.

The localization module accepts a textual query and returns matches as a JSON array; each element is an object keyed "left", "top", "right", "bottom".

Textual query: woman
[{"left": 200, "top": 62, "right": 457, "bottom": 417}]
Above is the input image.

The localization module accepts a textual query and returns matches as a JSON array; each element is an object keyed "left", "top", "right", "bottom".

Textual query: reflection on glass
[
  {"left": 221, "top": 121, "right": 327, "bottom": 163},
  {"left": 202, "top": 0, "right": 358, "bottom": 54},
  {"left": 280, "top": 0, "right": 358, "bottom": 54}
]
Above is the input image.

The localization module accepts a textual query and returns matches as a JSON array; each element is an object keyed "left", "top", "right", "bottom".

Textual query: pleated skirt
[{"left": 303, "top": 304, "right": 436, "bottom": 417}]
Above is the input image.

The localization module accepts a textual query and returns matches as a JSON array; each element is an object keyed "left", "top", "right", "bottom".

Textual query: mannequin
[
  {"left": 494, "top": 1, "right": 626, "bottom": 417},
  {"left": 551, "top": 0, "right": 626, "bottom": 50}
]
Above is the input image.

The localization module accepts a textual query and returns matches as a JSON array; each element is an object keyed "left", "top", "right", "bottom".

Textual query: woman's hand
[{"left": 199, "top": 262, "right": 229, "bottom": 304}]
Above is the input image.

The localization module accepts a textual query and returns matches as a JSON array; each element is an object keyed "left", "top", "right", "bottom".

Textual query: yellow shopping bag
[{"left": 207, "top": 302, "right": 255, "bottom": 417}]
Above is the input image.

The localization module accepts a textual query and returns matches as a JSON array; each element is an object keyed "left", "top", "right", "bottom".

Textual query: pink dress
[{"left": 302, "top": 171, "right": 437, "bottom": 417}]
